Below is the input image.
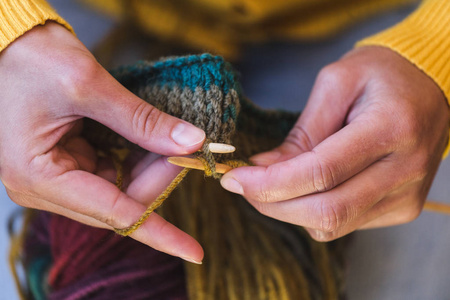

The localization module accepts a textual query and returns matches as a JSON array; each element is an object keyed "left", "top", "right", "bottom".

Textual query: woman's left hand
[{"left": 220, "top": 46, "right": 449, "bottom": 241}]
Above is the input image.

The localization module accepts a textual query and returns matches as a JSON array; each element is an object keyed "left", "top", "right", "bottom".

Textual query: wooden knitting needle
[
  {"left": 169, "top": 142, "right": 450, "bottom": 217},
  {"left": 208, "top": 143, "right": 235, "bottom": 153},
  {"left": 168, "top": 157, "right": 233, "bottom": 174},
  {"left": 424, "top": 200, "right": 450, "bottom": 215},
  {"left": 166, "top": 160, "right": 450, "bottom": 216}
]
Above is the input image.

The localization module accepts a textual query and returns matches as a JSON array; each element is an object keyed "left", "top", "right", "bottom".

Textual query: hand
[
  {"left": 0, "top": 23, "right": 205, "bottom": 263},
  {"left": 221, "top": 46, "right": 450, "bottom": 241}
]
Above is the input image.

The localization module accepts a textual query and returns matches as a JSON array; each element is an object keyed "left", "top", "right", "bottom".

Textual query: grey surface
[
  {"left": 0, "top": 186, "right": 20, "bottom": 300},
  {"left": 1, "top": 1, "right": 450, "bottom": 299}
]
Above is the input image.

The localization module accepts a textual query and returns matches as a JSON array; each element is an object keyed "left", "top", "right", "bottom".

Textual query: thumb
[
  {"left": 76, "top": 70, "right": 205, "bottom": 155},
  {"left": 251, "top": 64, "right": 363, "bottom": 166}
]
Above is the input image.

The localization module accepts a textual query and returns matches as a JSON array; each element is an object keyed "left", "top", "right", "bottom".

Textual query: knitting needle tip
[
  {"left": 208, "top": 143, "right": 235, "bottom": 153},
  {"left": 167, "top": 156, "right": 232, "bottom": 174},
  {"left": 424, "top": 200, "right": 450, "bottom": 215}
]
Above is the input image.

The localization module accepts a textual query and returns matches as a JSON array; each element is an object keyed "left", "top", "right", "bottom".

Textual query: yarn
[
  {"left": 10, "top": 54, "right": 347, "bottom": 300},
  {"left": 114, "top": 137, "right": 249, "bottom": 237},
  {"left": 113, "top": 167, "right": 191, "bottom": 237}
]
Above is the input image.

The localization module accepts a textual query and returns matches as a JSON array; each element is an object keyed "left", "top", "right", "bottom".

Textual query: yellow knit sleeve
[
  {"left": 0, "top": 0, "right": 73, "bottom": 52},
  {"left": 357, "top": 0, "right": 450, "bottom": 156}
]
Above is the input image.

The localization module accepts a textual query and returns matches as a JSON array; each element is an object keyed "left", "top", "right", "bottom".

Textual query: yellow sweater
[{"left": 1, "top": 0, "right": 450, "bottom": 152}]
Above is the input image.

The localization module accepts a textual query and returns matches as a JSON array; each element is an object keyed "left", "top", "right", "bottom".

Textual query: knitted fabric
[
  {"left": 84, "top": 54, "right": 240, "bottom": 150},
  {"left": 14, "top": 54, "right": 347, "bottom": 300}
]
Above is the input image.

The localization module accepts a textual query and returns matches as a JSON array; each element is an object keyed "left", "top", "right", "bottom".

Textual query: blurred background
[{"left": 1, "top": 1, "right": 450, "bottom": 299}]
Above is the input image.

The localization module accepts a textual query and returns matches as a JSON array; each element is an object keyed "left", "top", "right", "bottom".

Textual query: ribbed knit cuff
[
  {"left": 0, "top": 0, "right": 73, "bottom": 52},
  {"left": 356, "top": 0, "right": 450, "bottom": 157}
]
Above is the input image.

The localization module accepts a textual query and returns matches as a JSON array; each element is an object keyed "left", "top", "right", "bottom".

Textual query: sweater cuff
[
  {"left": 0, "top": 0, "right": 73, "bottom": 52},
  {"left": 356, "top": 0, "right": 450, "bottom": 157}
]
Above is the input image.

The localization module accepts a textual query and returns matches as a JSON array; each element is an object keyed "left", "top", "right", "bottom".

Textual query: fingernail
[
  {"left": 171, "top": 123, "right": 205, "bottom": 147},
  {"left": 182, "top": 257, "right": 203, "bottom": 265},
  {"left": 250, "top": 151, "right": 281, "bottom": 165},
  {"left": 221, "top": 177, "right": 244, "bottom": 194}
]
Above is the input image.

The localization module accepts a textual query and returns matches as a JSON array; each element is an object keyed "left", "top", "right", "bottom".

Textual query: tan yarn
[
  {"left": 113, "top": 139, "right": 249, "bottom": 236},
  {"left": 114, "top": 167, "right": 191, "bottom": 236}
]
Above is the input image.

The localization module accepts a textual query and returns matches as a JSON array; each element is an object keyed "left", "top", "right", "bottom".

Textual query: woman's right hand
[{"left": 0, "top": 22, "right": 205, "bottom": 264}]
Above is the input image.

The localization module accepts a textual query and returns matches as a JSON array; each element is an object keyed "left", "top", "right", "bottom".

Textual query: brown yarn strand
[
  {"left": 113, "top": 168, "right": 191, "bottom": 236},
  {"left": 112, "top": 138, "right": 249, "bottom": 237}
]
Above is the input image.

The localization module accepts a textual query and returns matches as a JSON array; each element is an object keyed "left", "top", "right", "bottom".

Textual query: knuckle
[
  {"left": 316, "top": 63, "right": 350, "bottom": 87},
  {"left": 410, "top": 155, "right": 429, "bottom": 181},
  {"left": 399, "top": 152, "right": 430, "bottom": 184},
  {"left": 390, "top": 105, "right": 421, "bottom": 145},
  {"left": 311, "top": 153, "right": 335, "bottom": 192},
  {"left": 317, "top": 200, "right": 349, "bottom": 233},
  {"left": 285, "top": 125, "right": 314, "bottom": 152},
  {"left": 254, "top": 187, "right": 274, "bottom": 203},
  {"left": 251, "top": 201, "right": 271, "bottom": 217},
  {"left": 131, "top": 102, "right": 162, "bottom": 144},
  {"left": 306, "top": 228, "right": 339, "bottom": 242},
  {"left": 399, "top": 201, "right": 423, "bottom": 224},
  {"left": 99, "top": 190, "right": 123, "bottom": 228},
  {"left": 251, "top": 165, "right": 281, "bottom": 203},
  {"left": 60, "top": 56, "right": 103, "bottom": 101}
]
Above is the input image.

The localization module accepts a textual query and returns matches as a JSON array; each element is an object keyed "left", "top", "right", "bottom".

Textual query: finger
[
  {"left": 17, "top": 191, "right": 203, "bottom": 263},
  {"left": 95, "top": 156, "right": 117, "bottom": 184},
  {"left": 7, "top": 190, "right": 111, "bottom": 229},
  {"left": 126, "top": 156, "right": 183, "bottom": 206},
  {"left": 305, "top": 189, "right": 425, "bottom": 241},
  {"left": 93, "top": 151, "right": 155, "bottom": 189},
  {"left": 63, "top": 136, "right": 97, "bottom": 173},
  {"left": 37, "top": 170, "right": 203, "bottom": 262},
  {"left": 74, "top": 71, "right": 205, "bottom": 155},
  {"left": 303, "top": 194, "right": 416, "bottom": 242},
  {"left": 129, "top": 152, "right": 162, "bottom": 181},
  {"left": 251, "top": 63, "right": 365, "bottom": 166},
  {"left": 358, "top": 150, "right": 439, "bottom": 230},
  {"left": 244, "top": 157, "right": 406, "bottom": 241},
  {"left": 358, "top": 189, "right": 426, "bottom": 230},
  {"left": 222, "top": 115, "right": 392, "bottom": 202}
]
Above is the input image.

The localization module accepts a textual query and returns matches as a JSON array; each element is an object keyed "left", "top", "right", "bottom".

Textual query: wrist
[{"left": 0, "top": 0, "right": 73, "bottom": 53}]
